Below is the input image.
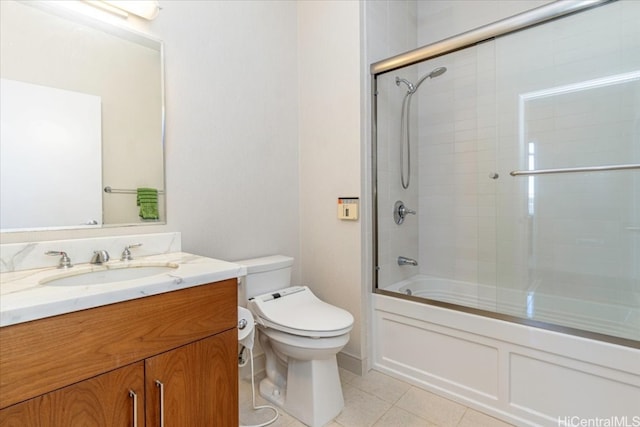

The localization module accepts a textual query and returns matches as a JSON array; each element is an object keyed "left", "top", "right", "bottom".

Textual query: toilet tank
[{"left": 236, "top": 255, "right": 294, "bottom": 303}]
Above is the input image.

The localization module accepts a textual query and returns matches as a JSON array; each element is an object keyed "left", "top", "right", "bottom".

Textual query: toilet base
[
  {"left": 259, "top": 376, "right": 286, "bottom": 407},
  {"left": 259, "top": 355, "right": 344, "bottom": 427}
]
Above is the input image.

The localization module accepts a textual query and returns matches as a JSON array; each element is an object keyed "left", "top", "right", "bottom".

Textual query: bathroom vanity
[
  {"left": 0, "top": 280, "right": 236, "bottom": 426},
  {"left": 0, "top": 235, "right": 244, "bottom": 426}
]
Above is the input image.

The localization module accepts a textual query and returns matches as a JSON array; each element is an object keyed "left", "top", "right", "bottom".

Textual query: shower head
[
  {"left": 428, "top": 66, "right": 447, "bottom": 78},
  {"left": 413, "top": 66, "right": 447, "bottom": 92}
]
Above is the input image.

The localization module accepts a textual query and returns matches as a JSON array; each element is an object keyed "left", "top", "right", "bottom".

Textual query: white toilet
[{"left": 237, "top": 255, "right": 354, "bottom": 427}]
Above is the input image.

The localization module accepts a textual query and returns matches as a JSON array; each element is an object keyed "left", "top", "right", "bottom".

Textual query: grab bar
[
  {"left": 104, "top": 186, "right": 165, "bottom": 194},
  {"left": 509, "top": 164, "right": 640, "bottom": 176}
]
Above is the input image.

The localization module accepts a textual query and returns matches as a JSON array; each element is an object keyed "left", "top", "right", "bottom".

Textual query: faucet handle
[
  {"left": 121, "top": 243, "right": 143, "bottom": 261},
  {"left": 45, "top": 251, "right": 73, "bottom": 269},
  {"left": 91, "top": 250, "right": 110, "bottom": 264},
  {"left": 394, "top": 200, "right": 417, "bottom": 225}
]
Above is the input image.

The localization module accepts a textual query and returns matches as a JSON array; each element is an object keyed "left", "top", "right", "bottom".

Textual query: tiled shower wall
[
  {"left": 374, "top": 0, "right": 640, "bottom": 309},
  {"left": 371, "top": 0, "right": 554, "bottom": 288},
  {"left": 433, "top": 2, "right": 640, "bottom": 302}
]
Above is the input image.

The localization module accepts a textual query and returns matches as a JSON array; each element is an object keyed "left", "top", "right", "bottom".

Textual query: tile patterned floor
[{"left": 239, "top": 368, "right": 515, "bottom": 427}]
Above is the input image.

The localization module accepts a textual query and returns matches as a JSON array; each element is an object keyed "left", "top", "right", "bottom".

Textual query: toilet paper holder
[
  {"left": 237, "top": 306, "right": 255, "bottom": 345},
  {"left": 239, "top": 318, "right": 248, "bottom": 330}
]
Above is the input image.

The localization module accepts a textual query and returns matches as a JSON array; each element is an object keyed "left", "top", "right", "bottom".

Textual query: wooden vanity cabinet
[
  {"left": 0, "top": 361, "right": 145, "bottom": 427},
  {"left": 145, "top": 329, "right": 238, "bottom": 426},
  {"left": 0, "top": 279, "right": 238, "bottom": 427}
]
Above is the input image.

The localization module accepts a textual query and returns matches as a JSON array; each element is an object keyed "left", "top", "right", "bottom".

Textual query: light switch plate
[{"left": 338, "top": 197, "right": 359, "bottom": 220}]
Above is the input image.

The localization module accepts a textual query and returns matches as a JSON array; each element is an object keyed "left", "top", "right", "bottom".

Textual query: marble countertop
[{"left": 0, "top": 252, "right": 246, "bottom": 327}]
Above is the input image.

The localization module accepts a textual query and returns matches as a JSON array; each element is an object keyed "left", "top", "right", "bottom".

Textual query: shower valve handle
[
  {"left": 400, "top": 205, "right": 416, "bottom": 216},
  {"left": 394, "top": 200, "right": 416, "bottom": 225}
]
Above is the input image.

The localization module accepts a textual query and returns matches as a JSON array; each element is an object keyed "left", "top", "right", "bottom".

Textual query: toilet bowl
[
  {"left": 237, "top": 256, "right": 354, "bottom": 427},
  {"left": 259, "top": 326, "right": 350, "bottom": 361}
]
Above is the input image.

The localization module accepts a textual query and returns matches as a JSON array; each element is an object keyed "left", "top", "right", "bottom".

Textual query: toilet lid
[{"left": 248, "top": 286, "right": 354, "bottom": 338}]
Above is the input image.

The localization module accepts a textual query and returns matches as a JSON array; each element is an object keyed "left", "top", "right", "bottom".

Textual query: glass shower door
[{"left": 494, "top": 0, "right": 640, "bottom": 340}]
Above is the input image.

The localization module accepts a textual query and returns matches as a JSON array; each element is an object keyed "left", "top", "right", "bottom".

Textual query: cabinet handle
[
  {"left": 129, "top": 390, "right": 138, "bottom": 427},
  {"left": 155, "top": 380, "right": 165, "bottom": 427}
]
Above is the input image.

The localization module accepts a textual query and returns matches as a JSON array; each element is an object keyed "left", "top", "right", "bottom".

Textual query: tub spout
[{"left": 397, "top": 256, "right": 418, "bottom": 266}]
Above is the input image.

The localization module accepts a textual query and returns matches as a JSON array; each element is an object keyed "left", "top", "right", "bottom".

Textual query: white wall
[
  {"left": 152, "top": 1, "right": 301, "bottom": 267},
  {"left": 298, "top": 0, "right": 364, "bottom": 369},
  {"left": 417, "top": 0, "right": 554, "bottom": 46}
]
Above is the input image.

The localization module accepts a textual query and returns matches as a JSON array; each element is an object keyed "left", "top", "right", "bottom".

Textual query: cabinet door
[
  {"left": 0, "top": 361, "right": 144, "bottom": 427},
  {"left": 145, "top": 329, "right": 238, "bottom": 427}
]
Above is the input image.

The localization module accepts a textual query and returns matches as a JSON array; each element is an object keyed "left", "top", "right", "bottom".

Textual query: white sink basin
[{"left": 41, "top": 263, "right": 179, "bottom": 286}]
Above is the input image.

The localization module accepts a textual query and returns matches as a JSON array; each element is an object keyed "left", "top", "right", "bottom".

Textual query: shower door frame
[{"left": 369, "top": 0, "right": 640, "bottom": 349}]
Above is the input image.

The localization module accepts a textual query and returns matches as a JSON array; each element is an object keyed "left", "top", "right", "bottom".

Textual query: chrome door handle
[
  {"left": 129, "top": 390, "right": 138, "bottom": 427},
  {"left": 155, "top": 380, "right": 165, "bottom": 427}
]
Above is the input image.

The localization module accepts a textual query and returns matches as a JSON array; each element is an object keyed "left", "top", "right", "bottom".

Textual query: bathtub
[
  {"left": 385, "top": 275, "right": 639, "bottom": 341},
  {"left": 373, "top": 275, "right": 640, "bottom": 426}
]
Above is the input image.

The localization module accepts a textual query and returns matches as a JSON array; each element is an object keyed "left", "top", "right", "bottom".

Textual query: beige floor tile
[
  {"left": 349, "top": 370, "right": 412, "bottom": 404},
  {"left": 239, "top": 406, "right": 282, "bottom": 427},
  {"left": 240, "top": 400, "right": 310, "bottom": 427},
  {"left": 240, "top": 370, "right": 515, "bottom": 427},
  {"left": 239, "top": 378, "right": 258, "bottom": 406},
  {"left": 457, "top": 408, "right": 515, "bottom": 427},
  {"left": 340, "top": 367, "right": 358, "bottom": 386},
  {"left": 277, "top": 415, "right": 308, "bottom": 427},
  {"left": 373, "top": 406, "right": 436, "bottom": 426},
  {"left": 334, "top": 384, "right": 392, "bottom": 427},
  {"left": 239, "top": 378, "right": 286, "bottom": 426},
  {"left": 395, "top": 387, "right": 466, "bottom": 427}
]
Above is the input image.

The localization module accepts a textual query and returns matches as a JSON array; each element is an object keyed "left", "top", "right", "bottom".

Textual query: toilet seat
[{"left": 248, "top": 286, "right": 354, "bottom": 338}]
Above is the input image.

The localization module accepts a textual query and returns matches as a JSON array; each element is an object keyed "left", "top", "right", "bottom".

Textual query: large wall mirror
[{"left": 0, "top": 0, "right": 165, "bottom": 232}]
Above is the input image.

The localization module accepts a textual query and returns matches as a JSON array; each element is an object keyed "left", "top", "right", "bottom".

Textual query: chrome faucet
[
  {"left": 397, "top": 256, "right": 418, "bottom": 266},
  {"left": 45, "top": 251, "right": 73, "bottom": 269},
  {"left": 121, "top": 243, "right": 143, "bottom": 261},
  {"left": 90, "top": 250, "right": 110, "bottom": 264}
]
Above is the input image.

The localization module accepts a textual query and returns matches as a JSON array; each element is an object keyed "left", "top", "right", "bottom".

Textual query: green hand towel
[
  {"left": 137, "top": 187, "right": 158, "bottom": 206},
  {"left": 139, "top": 202, "right": 159, "bottom": 220},
  {"left": 137, "top": 195, "right": 158, "bottom": 203},
  {"left": 137, "top": 188, "right": 159, "bottom": 220}
]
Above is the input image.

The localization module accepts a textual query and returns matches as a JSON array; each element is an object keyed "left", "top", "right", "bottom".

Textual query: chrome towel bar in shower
[{"left": 509, "top": 163, "right": 640, "bottom": 176}]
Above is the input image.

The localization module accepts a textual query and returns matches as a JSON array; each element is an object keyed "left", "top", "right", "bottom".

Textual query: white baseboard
[{"left": 337, "top": 351, "right": 366, "bottom": 376}]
